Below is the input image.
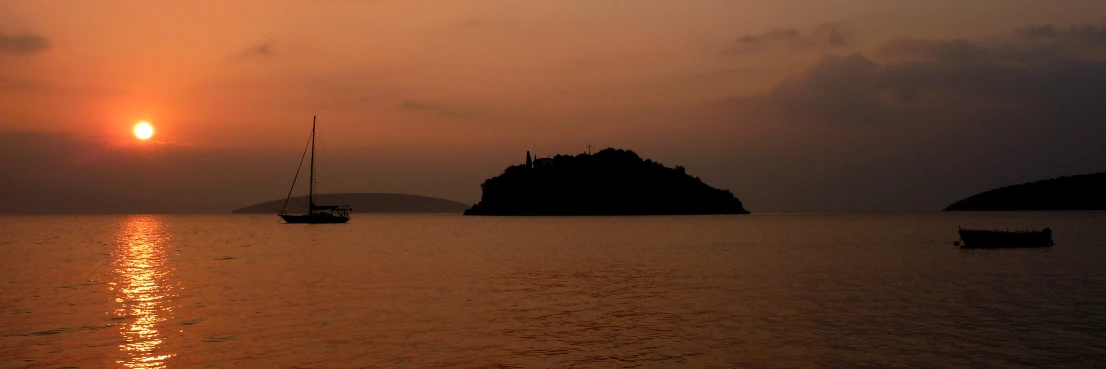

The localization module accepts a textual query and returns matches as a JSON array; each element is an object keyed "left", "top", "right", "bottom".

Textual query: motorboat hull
[{"left": 958, "top": 228, "right": 1053, "bottom": 248}]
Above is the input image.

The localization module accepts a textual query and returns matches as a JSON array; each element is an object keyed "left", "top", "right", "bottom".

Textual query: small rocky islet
[{"left": 464, "top": 148, "right": 749, "bottom": 216}]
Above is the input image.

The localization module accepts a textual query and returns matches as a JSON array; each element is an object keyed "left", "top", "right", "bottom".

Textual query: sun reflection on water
[{"left": 110, "top": 216, "right": 176, "bottom": 368}]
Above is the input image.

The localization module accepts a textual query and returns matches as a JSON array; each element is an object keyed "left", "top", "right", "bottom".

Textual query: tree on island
[{"left": 464, "top": 148, "right": 749, "bottom": 215}]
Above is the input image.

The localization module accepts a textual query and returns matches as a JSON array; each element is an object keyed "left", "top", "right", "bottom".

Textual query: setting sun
[{"left": 133, "top": 122, "right": 154, "bottom": 140}]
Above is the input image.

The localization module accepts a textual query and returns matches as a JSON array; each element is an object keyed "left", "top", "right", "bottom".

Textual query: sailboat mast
[{"left": 309, "top": 116, "right": 315, "bottom": 211}]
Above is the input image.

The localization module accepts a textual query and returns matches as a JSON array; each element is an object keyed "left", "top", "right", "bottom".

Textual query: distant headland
[
  {"left": 464, "top": 148, "right": 749, "bottom": 215},
  {"left": 944, "top": 172, "right": 1106, "bottom": 211},
  {"left": 233, "top": 193, "right": 469, "bottom": 214}
]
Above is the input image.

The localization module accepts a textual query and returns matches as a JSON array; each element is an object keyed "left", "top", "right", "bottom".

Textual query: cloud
[
  {"left": 240, "top": 42, "right": 276, "bottom": 58},
  {"left": 0, "top": 132, "right": 293, "bottom": 213},
  {"left": 0, "top": 32, "right": 50, "bottom": 56},
  {"left": 876, "top": 25, "right": 1106, "bottom": 66},
  {"left": 731, "top": 24, "right": 1106, "bottom": 128},
  {"left": 461, "top": 19, "right": 520, "bottom": 29},
  {"left": 0, "top": 75, "right": 39, "bottom": 91},
  {"left": 399, "top": 100, "right": 473, "bottom": 118},
  {"left": 0, "top": 131, "right": 493, "bottom": 214},
  {"left": 1014, "top": 24, "right": 1106, "bottom": 44},
  {"left": 1015, "top": 24, "right": 1060, "bottom": 39},
  {"left": 709, "top": 24, "right": 1106, "bottom": 210},
  {"left": 725, "top": 23, "right": 849, "bottom": 55}
]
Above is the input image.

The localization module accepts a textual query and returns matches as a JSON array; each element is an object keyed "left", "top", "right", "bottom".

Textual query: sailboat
[{"left": 278, "top": 116, "right": 351, "bottom": 224}]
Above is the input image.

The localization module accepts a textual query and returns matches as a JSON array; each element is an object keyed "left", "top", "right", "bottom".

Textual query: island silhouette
[
  {"left": 464, "top": 148, "right": 749, "bottom": 215},
  {"left": 945, "top": 172, "right": 1106, "bottom": 211},
  {"left": 233, "top": 193, "right": 469, "bottom": 214}
]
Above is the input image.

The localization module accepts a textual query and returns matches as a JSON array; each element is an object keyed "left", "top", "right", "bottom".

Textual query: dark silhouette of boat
[
  {"left": 956, "top": 227, "right": 1053, "bottom": 248},
  {"left": 278, "top": 116, "right": 350, "bottom": 224}
]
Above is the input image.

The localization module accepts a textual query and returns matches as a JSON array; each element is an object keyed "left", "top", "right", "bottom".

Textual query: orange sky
[{"left": 3, "top": 1, "right": 1106, "bottom": 212}]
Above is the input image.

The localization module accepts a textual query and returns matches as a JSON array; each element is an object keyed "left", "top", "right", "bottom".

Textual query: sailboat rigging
[{"left": 278, "top": 116, "right": 351, "bottom": 224}]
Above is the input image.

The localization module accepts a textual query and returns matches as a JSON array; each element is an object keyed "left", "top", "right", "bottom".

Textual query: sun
[{"left": 133, "top": 122, "right": 154, "bottom": 140}]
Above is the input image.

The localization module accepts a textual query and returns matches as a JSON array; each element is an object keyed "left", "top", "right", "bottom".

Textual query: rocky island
[
  {"left": 945, "top": 172, "right": 1106, "bottom": 211},
  {"left": 464, "top": 148, "right": 749, "bottom": 215}
]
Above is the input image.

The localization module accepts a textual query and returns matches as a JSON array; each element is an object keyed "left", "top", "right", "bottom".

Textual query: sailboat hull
[{"left": 280, "top": 214, "right": 350, "bottom": 224}]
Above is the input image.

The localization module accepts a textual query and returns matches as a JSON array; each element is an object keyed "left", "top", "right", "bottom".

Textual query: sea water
[{"left": 2, "top": 213, "right": 1105, "bottom": 367}]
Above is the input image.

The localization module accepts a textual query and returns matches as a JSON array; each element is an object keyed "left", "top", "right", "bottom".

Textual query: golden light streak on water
[{"left": 111, "top": 216, "right": 176, "bottom": 368}]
